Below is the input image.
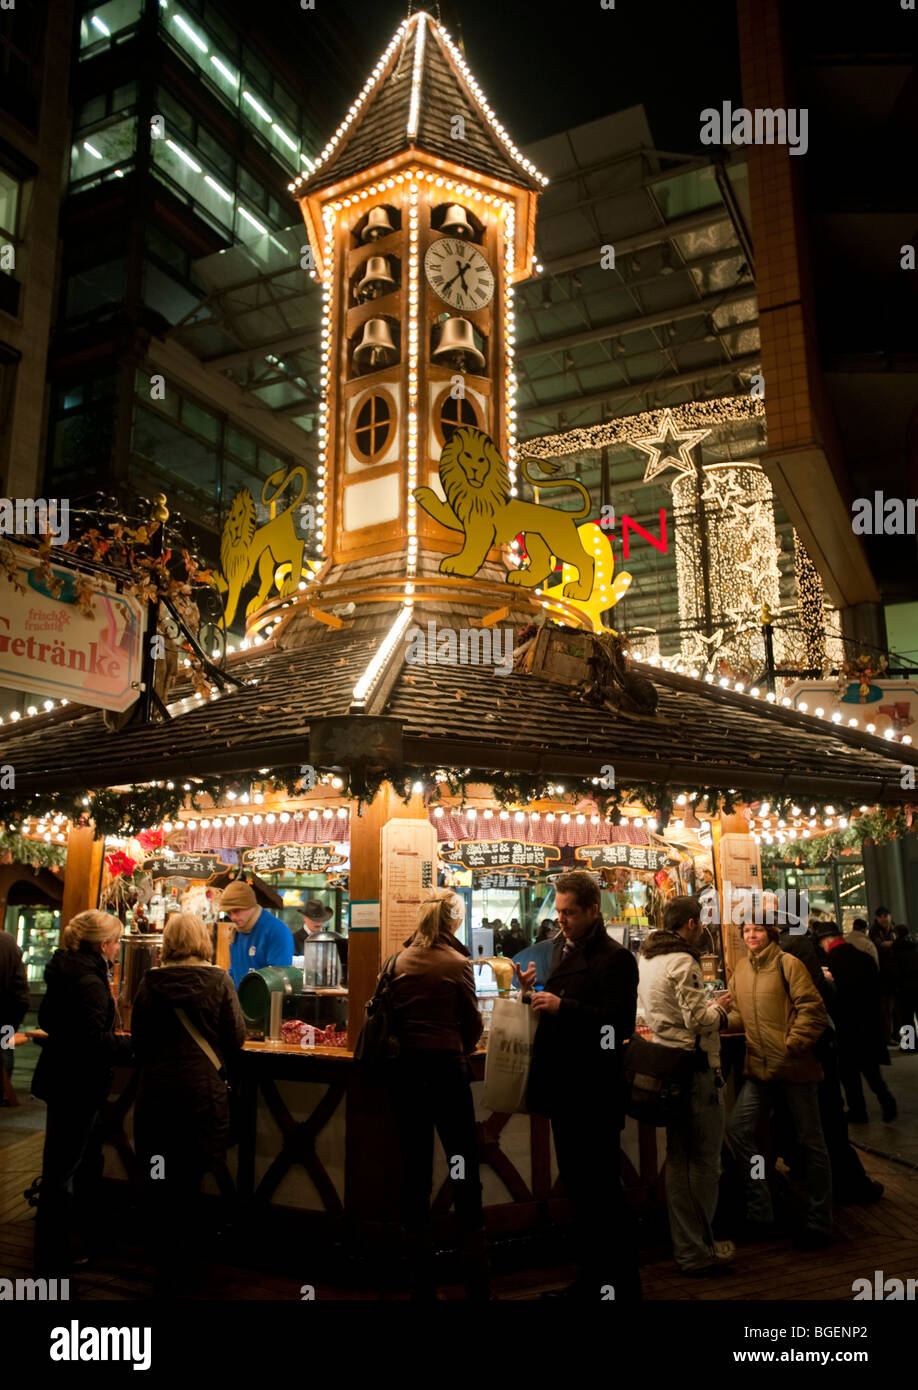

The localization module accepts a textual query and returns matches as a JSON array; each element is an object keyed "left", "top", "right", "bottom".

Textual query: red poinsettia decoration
[
  {"left": 105, "top": 850, "right": 137, "bottom": 879},
  {"left": 135, "top": 828, "right": 165, "bottom": 854}
]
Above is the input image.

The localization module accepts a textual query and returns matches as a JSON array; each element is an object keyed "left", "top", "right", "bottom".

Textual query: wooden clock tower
[{"left": 293, "top": 11, "right": 546, "bottom": 594}]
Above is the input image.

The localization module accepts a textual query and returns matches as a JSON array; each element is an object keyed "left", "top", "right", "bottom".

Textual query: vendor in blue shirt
[{"left": 221, "top": 879, "right": 293, "bottom": 988}]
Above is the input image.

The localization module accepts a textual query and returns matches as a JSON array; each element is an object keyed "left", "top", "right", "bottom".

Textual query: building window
[
  {"left": 150, "top": 87, "right": 288, "bottom": 248},
  {"left": 0, "top": 168, "right": 20, "bottom": 273},
  {"left": 79, "top": 0, "right": 144, "bottom": 54},
  {"left": 64, "top": 258, "right": 127, "bottom": 320},
  {"left": 158, "top": 5, "right": 313, "bottom": 175},
  {"left": 70, "top": 114, "right": 137, "bottom": 187},
  {"left": 438, "top": 391, "right": 479, "bottom": 443},
  {"left": 353, "top": 392, "right": 395, "bottom": 463}
]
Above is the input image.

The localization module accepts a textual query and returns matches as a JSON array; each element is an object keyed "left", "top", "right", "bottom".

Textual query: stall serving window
[{"left": 766, "top": 858, "right": 867, "bottom": 932}]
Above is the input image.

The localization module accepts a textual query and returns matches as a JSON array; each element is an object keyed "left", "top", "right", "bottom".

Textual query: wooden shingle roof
[
  {"left": 2, "top": 605, "right": 916, "bottom": 802},
  {"left": 298, "top": 13, "right": 544, "bottom": 196}
]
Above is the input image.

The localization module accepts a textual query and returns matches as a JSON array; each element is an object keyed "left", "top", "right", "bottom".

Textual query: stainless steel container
[
  {"left": 301, "top": 930, "right": 342, "bottom": 988},
  {"left": 117, "top": 933, "right": 163, "bottom": 1031}
]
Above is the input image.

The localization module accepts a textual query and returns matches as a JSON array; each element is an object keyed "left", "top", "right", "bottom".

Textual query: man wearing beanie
[{"left": 221, "top": 880, "right": 294, "bottom": 988}]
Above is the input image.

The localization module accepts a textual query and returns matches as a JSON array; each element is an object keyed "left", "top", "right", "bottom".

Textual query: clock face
[{"left": 424, "top": 238, "right": 495, "bottom": 312}]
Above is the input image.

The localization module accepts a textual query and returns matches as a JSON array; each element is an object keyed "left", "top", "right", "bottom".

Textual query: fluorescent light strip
[
  {"left": 91, "top": 16, "right": 111, "bottom": 36},
  {"left": 406, "top": 14, "right": 426, "bottom": 138},
  {"left": 172, "top": 13, "right": 207, "bottom": 53},
  {"left": 83, "top": 141, "right": 103, "bottom": 158},
  {"left": 242, "top": 90, "right": 272, "bottom": 123},
  {"left": 271, "top": 123, "right": 297, "bottom": 151},
  {"left": 238, "top": 206, "right": 267, "bottom": 234},
  {"left": 204, "top": 174, "right": 232, "bottom": 201},
  {"left": 210, "top": 55, "right": 239, "bottom": 87},
  {"left": 165, "top": 139, "right": 201, "bottom": 172}
]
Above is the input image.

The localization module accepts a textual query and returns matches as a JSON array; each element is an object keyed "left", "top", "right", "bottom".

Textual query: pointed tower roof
[{"left": 293, "top": 12, "right": 547, "bottom": 197}]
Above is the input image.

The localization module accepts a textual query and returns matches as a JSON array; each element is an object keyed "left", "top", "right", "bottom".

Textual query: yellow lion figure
[
  {"left": 213, "top": 467, "right": 309, "bottom": 627},
  {"left": 413, "top": 426, "right": 596, "bottom": 600}
]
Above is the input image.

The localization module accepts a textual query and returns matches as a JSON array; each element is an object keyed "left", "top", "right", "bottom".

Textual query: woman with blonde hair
[
  {"left": 32, "top": 909, "right": 132, "bottom": 1274},
  {"left": 386, "top": 888, "right": 488, "bottom": 1299},
  {"left": 131, "top": 912, "right": 245, "bottom": 1297}
]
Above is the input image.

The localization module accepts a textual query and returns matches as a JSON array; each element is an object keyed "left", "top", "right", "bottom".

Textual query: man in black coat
[
  {"left": 816, "top": 921, "right": 897, "bottom": 1123},
  {"left": 0, "top": 929, "right": 30, "bottom": 1100},
  {"left": 513, "top": 870, "right": 640, "bottom": 1301}
]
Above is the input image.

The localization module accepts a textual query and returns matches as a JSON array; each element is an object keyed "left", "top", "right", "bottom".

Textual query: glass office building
[{"left": 45, "top": 0, "right": 366, "bottom": 632}]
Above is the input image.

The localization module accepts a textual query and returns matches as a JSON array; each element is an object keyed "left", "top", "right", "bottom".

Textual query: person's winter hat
[
  {"left": 220, "top": 880, "right": 257, "bottom": 912},
  {"left": 302, "top": 899, "right": 333, "bottom": 923}
]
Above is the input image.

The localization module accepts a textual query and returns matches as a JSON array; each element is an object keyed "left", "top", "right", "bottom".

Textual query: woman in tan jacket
[{"left": 725, "top": 918, "right": 833, "bottom": 1250}]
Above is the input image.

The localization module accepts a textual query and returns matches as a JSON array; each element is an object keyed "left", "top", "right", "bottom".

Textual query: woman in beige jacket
[{"left": 725, "top": 918, "right": 833, "bottom": 1249}]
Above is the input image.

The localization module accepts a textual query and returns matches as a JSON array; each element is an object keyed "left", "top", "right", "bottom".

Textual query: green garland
[
  {"left": 0, "top": 831, "right": 68, "bottom": 869},
  {"left": 0, "top": 761, "right": 909, "bottom": 841},
  {"left": 761, "top": 808, "right": 916, "bottom": 866}
]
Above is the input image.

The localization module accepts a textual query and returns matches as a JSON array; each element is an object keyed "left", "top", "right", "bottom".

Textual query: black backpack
[{"left": 353, "top": 951, "right": 402, "bottom": 1076}]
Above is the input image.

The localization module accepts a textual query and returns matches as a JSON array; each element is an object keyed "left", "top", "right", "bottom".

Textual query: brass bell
[
  {"left": 432, "top": 317, "right": 485, "bottom": 371},
  {"left": 361, "top": 206, "right": 395, "bottom": 242},
  {"left": 356, "top": 256, "right": 396, "bottom": 302},
  {"left": 354, "top": 317, "right": 398, "bottom": 372},
  {"left": 441, "top": 204, "right": 474, "bottom": 238}
]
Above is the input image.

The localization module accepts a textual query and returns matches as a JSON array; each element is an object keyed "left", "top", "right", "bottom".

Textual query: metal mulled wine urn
[
  {"left": 301, "top": 930, "right": 342, "bottom": 989},
  {"left": 117, "top": 933, "right": 163, "bottom": 1031}
]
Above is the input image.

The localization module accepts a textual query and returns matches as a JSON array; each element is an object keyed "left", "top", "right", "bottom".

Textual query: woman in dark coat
[
  {"left": 131, "top": 911, "right": 245, "bottom": 1295},
  {"left": 387, "top": 888, "right": 487, "bottom": 1300},
  {"left": 32, "top": 910, "right": 131, "bottom": 1274}
]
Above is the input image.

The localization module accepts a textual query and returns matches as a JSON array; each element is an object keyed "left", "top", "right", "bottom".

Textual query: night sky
[{"left": 313, "top": 0, "right": 742, "bottom": 152}]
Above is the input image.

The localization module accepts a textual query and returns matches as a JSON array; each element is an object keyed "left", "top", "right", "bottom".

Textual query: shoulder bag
[
  {"left": 174, "top": 1006, "right": 242, "bottom": 1144},
  {"left": 623, "top": 1032, "right": 696, "bottom": 1126},
  {"left": 353, "top": 951, "right": 402, "bottom": 1077}
]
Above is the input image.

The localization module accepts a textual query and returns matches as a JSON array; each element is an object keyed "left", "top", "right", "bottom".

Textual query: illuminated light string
[
  {"left": 503, "top": 201, "right": 518, "bottom": 493},
  {"left": 405, "top": 11, "right": 426, "bottom": 139},
  {"left": 523, "top": 395, "right": 766, "bottom": 461},
  {"left": 672, "top": 462, "right": 784, "bottom": 678},
  {"left": 406, "top": 179, "right": 421, "bottom": 578},
  {"left": 291, "top": 14, "right": 547, "bottom": 192},
  {"left": 315, "top": 214, "right": 335, "bottom": 553}
]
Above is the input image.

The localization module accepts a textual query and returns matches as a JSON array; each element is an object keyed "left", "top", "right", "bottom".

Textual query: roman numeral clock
[
  {"left": 425, "top": 239, "right": 495, "bottom": 312},
  {"left": 292, "top": 11, "right": 545, "bottom": 581}
]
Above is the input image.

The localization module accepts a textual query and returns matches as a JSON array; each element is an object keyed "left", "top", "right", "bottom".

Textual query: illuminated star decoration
[
  {"left": 685, "top": 628, "right": 726, "bottom": 673},
  {"left": 632, "top": 408, "right": 711, "bottom": 484},
  {"left": 700, "top": 468, "right": 749, "bottom": 511}
]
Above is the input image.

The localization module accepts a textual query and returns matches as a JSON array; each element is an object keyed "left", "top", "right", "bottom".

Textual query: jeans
[
  {"left": 728, "top": 1077, "right": 832, "bottom": 1235},
  {"left": 665, "top": 1067, "right": 725, "bottom": 1270},
  {"left": 550, "top": 1105, "right": 642, "bottom": 1300},
  {"left": 34, "top": 1100, "right": 103, "bottom": 1274}
]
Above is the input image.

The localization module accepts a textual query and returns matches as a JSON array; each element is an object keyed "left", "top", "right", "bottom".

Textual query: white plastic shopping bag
[{"left": 482, "top": 998, "right": 539, "bottom": 1114}]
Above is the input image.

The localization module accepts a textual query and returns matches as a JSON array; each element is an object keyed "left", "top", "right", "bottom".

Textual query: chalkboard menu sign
[
  {"left": 241, "top": 842, "right": 346, "bottom": 875},
  {"left": 575, "top": 843, "right": 670, "bottom": 872},
  {"left": 451, "top": 840, "right": 561, "bottom": 870},
  {"left": 475, "top": 873, "right": 532, "bottom": 889},
  {"left": 144, "top": 853, "right": 229, "bottom": 881}
]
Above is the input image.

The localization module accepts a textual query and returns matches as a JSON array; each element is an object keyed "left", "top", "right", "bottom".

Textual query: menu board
[
  {"left": 144, "top": 853, "right": 229, "bottom": 881},
  {"left": 450, "top": 840, "right": 561, "bottom": 870},
  {"left": 241, "top": 842, "right": 346, "bottom": 875},
  {"left": 381, "top": 819, "right": 439, "bottom": 960},
  {"left": 575, "top": 843, "right": 670, "bottom": 872},
  {"left": 475, "top": 873, "right": 532, "bottom": 889}
]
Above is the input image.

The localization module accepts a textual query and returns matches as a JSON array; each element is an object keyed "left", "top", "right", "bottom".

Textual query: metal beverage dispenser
[{"left": 301, "top": 929, "right": 342, "bottom": 988}]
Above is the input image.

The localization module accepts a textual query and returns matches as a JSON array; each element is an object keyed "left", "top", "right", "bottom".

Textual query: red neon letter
[{"left": 622, "top": 508, "right": 667, "bottom": 560}]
